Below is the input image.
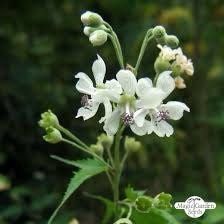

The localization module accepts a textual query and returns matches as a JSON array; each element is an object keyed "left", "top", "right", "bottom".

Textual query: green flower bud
[
  {"left": 153, "top": 192, "right": 172, "bottom": 209},
  {"left": 43, "top": 127, "right": 62, "bottom": 144},
  {"left": 171, "top": 62, "right": 183, "bottom": 76},
  {"left": 165, "top": 35, "right": 179, "bottom": 48},
  {"left": 124, "top": 137, "right": 142, "bottom": 153},
  {"left": 90, "top": 143, "right": 104, "bottom": 155},
  {"left": 83, "top": 25, "right": 108, "bottom": 36},
  {"left": 38, "top": 110, "right": 59, "bottom": 129},
  {"left": 154, "top": 57, "right": 171, "bottom": 74},
  {"left": 89, "top": 30, "right": 108, "bottom": 46},
  {"left": 135, "top": 196, "right": 153, "bottom": 213},
  {"left": 152, "top": 26, "right": 166, "bottom": 39},
  {"left": 97, "top": 133, "right": 113, "bottom": 149},
  {"left": 81, "top": 11, "right": 103, "bottom": 27}
]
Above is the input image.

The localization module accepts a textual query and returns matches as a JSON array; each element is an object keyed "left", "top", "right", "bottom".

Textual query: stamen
[
  {"left": 156, "top": 110, "right": 170, "bottom": 122},
  {"left": 122, "top": 112, "right": 134, "bottom": 126},
  {"left": 81, "top": 95, "right": 90, "bottom": 107}
]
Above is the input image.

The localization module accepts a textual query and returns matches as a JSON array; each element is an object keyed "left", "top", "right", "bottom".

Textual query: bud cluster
[
  {"left": 38, "top": 110, "right": 62, "bottom": 144},
  {"left": 81, "top": 11, "right": 108, "bottom": 46}
]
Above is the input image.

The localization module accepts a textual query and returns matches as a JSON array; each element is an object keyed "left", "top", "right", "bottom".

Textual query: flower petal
[
  {"left": 92, "top": 54, "right": 106, "bottom": 85},
  {"left": 153, "top": 120, "right": 174, "bottom": 137},
  {"left": 160, "top": 101, "right": 190, "bottom": 120},
  {"left": 103, "top": 107, "right": 121, "bottom": 136},
  {"left": 76, "top": 102, "right": 99, "bottom": 120},
  {"left": 156, "top": 71, "right": 175, "bottom": 98},
  {"left": 99, "top": 98, "right": 112, "bottom": 123},
  {"left": 133, "top": 108, "right": 149, "bottom": 127},
  {"left": 104, "top": 79, "right": 122, "bottom": 102},
  {"left": 136, "top": 78, "right": 153, "bottom": 98},
  {"left": 116, "top": 69, "right": 137, "bottom": 96},
  {"left": 136, "top": 88, "right": 164, "bottom": 109},
  {"left": 130, "top": 120, "right": 152, "bottom": 136},
  {"left": 75, "top": 72, "right": 94, "bottom": 95}
]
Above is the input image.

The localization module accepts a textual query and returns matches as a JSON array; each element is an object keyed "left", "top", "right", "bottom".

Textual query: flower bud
[
  {"left": 152, "top": 26, "right": 166, "bottom": 39},
  {"left": 154, "top": 57, "right": 171, "bottom": 74},
  {"left": 124, "top": 137, "right": 142, "bottom": 153},
  {"left": 83, "top": 25, "right": 108, "bottom": 37},
  {"left": 153, "top": 192, "right": 172, "bottom": 209},
  {"left": 114, "top": 218, "right": 133, "bottom": 224},
  {"left": 81, "top": 11, "right": 103, "bottom": 27},
  {"left": 38, "top": 110, "right": 59, "bottom": 129},
  {"left": 174, "top": 76, "right": 186, "bottom": 89},
  {"left": 90, "top": 143, "right": 104, "bottom": 155},
  {"left": 89, "top": 30, "right": 108, "bottom": 46},
  {"left": 69, "top": 218, "right": 79, "bottom": 224},
  {"left": 97, "top": 133, "right": 113, "bottom": 149},
  {"left": 135, "top": 196, "right": 153, "bottom": 213},
  {"left": 165, "top": 35, "right": 179, "bottom": 48},
  {"left": 43, "top": 127, "right": 62, "bottom": 144}
]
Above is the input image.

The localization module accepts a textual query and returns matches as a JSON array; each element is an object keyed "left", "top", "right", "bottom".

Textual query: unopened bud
[
  {"left": 135, "top": 196, "right": 153, "bottom": 213},
  {"left": 81, "top": 11, "right": 103, "bottom": 27},
  {"left": 154, "top": 57, "right": 171, "bottom": 74},
  {"left": 124, "top": 137, "right": 141, "bottom": 153},
  {"left": 43, "top": 127, "right": 62, "bottom": 144},
  {"left": 38, "top": 110, "right": 59, "bottom": 129},
  {"left": 90, "top": 143, "right": 104, "bottom": 155},
  {"left": 153, "top": 26, "right": 166, "bottom": 39},
  {"left": 165, "top": 35, "right": 179, "bottom": 48},
  {"left": 97, "top": 133, "right": 113, "bottom": 149},
  {"left": 153, "top": 192, "right": 172, "bottom": 209},
  {"left": 114, "top": 218, "right": 133, "bottom": 224},
  {"left": 83, "top": 25, "right": 108, "bottom": 36},
  {"left": 89, "top": 30, "right": 107, "bottom": 46}
]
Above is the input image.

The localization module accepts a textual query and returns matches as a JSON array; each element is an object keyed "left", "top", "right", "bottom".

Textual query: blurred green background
[{"left": 1, "top": 0, "right": 224, "bottom": 223}]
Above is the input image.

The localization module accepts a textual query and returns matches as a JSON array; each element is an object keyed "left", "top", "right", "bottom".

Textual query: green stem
[
  {"left": 104, "top": 21, "right": 124, "bottom": 68},
  {"left": 134, "top": 29, "right": 153, "bottom": 76},
  {"left": 61, "top": 138, "right": 110, "bottom": 168},
  {"left": 57, "top": 124, "right": 89, "bottom": 149},
  {"left": 113, "top": 125, "right": 125, "bottom": 219}
]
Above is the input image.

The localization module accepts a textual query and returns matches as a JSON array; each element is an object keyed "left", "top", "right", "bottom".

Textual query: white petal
[
  {"left": 76, "top": 102, "right": 99, "bottom": 120},
  {"left": 130, "top": 120, "right": 152, "bottom": 136},
  {"left": 133, "top": 108, "right": 149, "bottom": 127},
  {"left": 92, "top": 55, "right": 106, "bottom": 85},
  {"left": 153, "top": 120, "right": 174, "bottom": 137},
  {"left": 104, "top": 79, "right": 122, "bottom": 102},
  {"left": 75, "top": 72, "right": 94, "bottom": 95},
  {"left": 156, "top": 71, "right": 175, "bottom": 98},
  {"left": 160, "top": 101, "right": 190, "bottom": 120},
  {"left": 116, "top": 69, "right": 137, "bottom": 96},
  {"left": 136, "top": 78, "right": 153, "bottom": 98},
  {"left": 103, "top": 107, "right": 121, "bottom": 136},
  {"left": 136, "top": 88, "right": 164, "bottom": 109},
  {"left": 99, "top": 98, "right": 112, "bottom": 123}
]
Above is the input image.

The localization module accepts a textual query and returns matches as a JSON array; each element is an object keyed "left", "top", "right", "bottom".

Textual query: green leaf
[
  {"left": 124, "top": 185, "right": 146, "bottom": 202},
  {"left": 48, "top": 158, "right": 108, "bottom": 224},
  {"left": 84, "top": 193, "right": 115, "bottom": 224},
  {"left": 131, "top": 208, "right": 180, "bottom": 224}
]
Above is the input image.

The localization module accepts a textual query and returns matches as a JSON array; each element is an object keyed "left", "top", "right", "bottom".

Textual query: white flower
[
  {"left": 174, "top": 76, "right": 186, "bottom": 89},
  {"left": 157, "top": 44, "right": 177, "bottom": 61},
  {"left": 157, "top": 45, "right": 194, "bottom": 76},
  {"left": 75, "top": 55, "right": 122, "bottom": 122},
  {"left": 134, "top": 71, "right": 190, "bottom": 137},
  {"left": 103, "top": 70, "right": 164, "bottom": 136}
]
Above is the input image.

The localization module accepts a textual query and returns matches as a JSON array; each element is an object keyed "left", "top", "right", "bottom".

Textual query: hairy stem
[{"left": 134, "top": 29, "right": 153, "bottom": 76}]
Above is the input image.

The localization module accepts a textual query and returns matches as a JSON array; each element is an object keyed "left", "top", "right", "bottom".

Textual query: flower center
[
  {"left": 121, "top": 104, "right": 134, "bottom": 126},
  {"left": 81, "top": 95, "right": 90, "bottom": 107},
  {"left": 156, "top": 110, "right": 170, "bottom": 122}
]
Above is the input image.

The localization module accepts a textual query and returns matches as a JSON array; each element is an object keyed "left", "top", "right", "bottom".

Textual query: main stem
[{"left": 113, "top": 126, "right": 124, "bottom": 219}]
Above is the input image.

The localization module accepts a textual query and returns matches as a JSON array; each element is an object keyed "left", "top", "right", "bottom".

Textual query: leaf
[
  {"left": 48, "top": 158, "right": 108, "bottom": 224},
  {"left": 131, "top": 208, "right": 180, "bottom": 224},
  {"left": 203, "top": 203, "right": 224, "bottom": 224},
  {"left": 84, "top": 193, "right": 115, "bottom": 224},
  {"left": 124, "top": 185, "right": 146, "bottom": 202}
]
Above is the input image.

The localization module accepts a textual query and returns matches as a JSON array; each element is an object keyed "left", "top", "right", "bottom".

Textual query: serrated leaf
[
  {"left": 48, "top": 158, "right": 108, "bottom": 224},
  {"left": 131, "top": 208, "right": 180, "bottom": 224}
]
